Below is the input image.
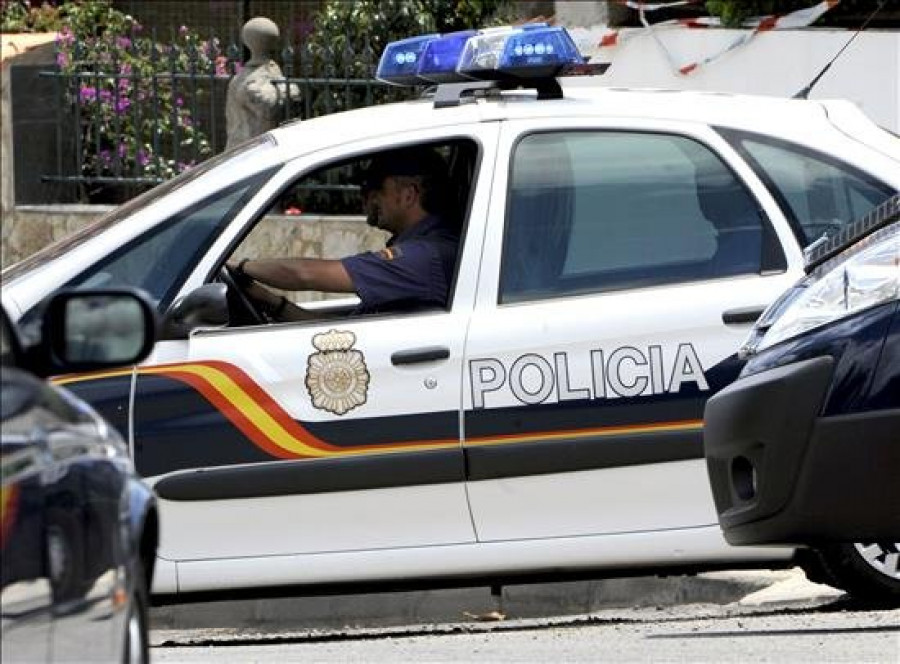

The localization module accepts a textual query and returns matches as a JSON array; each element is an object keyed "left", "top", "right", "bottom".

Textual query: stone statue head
[{"left": 241, "top": 17, "right": 280, "bottom": 63}]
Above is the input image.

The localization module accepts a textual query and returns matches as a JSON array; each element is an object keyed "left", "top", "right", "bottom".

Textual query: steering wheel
[{"left": 218, "top": 265, "right": 267, "bottom": 326}]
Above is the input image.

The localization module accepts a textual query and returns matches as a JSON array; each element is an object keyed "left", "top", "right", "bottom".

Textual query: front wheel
[{"left": 803, "top": 542, "right": 900, "bottom": 604}]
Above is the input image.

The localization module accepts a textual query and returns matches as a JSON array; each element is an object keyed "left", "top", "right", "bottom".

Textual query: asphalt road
[{"left": 151, "top": 592, "right": 899, "bottom": 662}]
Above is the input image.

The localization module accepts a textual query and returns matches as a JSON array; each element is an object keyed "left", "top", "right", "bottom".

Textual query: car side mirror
[
  {"left": 161, "top": 283, "right": 229, "bottom": 340},
  {"left": 38, "top": 289, "right": 158, "bottom": 376}
]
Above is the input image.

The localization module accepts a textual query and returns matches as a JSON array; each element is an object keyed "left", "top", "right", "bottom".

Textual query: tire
[
  {"left": 804, "top": 542, "right": 900, "bottom": 604},
  {"left": 122, "top": 564, "right": 150, "bottom": 664}
]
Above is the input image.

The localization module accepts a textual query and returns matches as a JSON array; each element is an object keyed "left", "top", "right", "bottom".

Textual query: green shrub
[
  {"left": 48, "top": 1, "right": 223, "bottom": 198},
  {"left": 1, "top": 1, "right": 64, "bottom": 33},
  {"left": 704, "top": 1, "right": 822, "bottom": 27},
  {"left": 304, "top": 0, "right": 516, "bottom": 114}
]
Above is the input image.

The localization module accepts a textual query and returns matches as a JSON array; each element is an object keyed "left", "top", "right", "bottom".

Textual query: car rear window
[
  {"left": 500, "top": 130, "right": 775, "bottom": 304},
  {"left": 716, "top": 128, "right": 897, "bottom": 248}
]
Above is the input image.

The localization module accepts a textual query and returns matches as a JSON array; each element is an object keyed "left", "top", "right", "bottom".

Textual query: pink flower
[
  {"left": 79, "top": 86, "right": 97, "bottom": 102},
  {"left": 56, "top": 27, "right": 74, "bottom": 46}
]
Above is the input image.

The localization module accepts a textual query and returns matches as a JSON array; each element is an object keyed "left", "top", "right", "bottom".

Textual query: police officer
[{"left": 232, "top": 147, "right": 457, "bottom": 319}]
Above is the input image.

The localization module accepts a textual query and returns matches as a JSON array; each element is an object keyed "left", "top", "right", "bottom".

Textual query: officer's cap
[{"left": 360, "top": 147, "right": 447, "bottom": 194}]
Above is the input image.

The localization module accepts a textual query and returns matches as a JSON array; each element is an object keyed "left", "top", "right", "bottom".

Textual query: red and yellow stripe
[
  {"left": 55, "top": 361, "right": 458, "bottom": 459},
  {"left": 54, "top": 362, "right": 703, "bottom": 460},
  {"left": 465, "top": 419, "right": 703, "bottom": 447}
]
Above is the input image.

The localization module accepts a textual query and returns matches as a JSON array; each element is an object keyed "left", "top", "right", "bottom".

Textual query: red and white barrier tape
[{"left": 597, "top": 0, "right": 840, "bottom": 75}]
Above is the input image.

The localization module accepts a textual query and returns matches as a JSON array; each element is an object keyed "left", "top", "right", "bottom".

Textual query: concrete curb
[{"left": 151, "top": 567, "right": 836, "bottom": 633}]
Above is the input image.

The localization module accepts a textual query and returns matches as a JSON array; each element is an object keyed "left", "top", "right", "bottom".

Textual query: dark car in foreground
[
  {"left": 2, "top": 289, "right": 159, "bottom": 662},
  {"left": 704, "top": 195, "right": 900, "bottom": 600}
]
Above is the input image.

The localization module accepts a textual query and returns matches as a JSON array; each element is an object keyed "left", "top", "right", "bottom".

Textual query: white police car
[{"left": 2, "top": 25, "right": 899, "bottom": 602}]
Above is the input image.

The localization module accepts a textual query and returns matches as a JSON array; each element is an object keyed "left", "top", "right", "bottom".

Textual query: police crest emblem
[{"left": 305, "top": 329, "right": 370, "bottom": 415}]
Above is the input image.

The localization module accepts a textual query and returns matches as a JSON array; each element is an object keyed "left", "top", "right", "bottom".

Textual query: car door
[
  {"left": 130, "top": 125, "right": 501, "bottom": 585},
  {"left": 462, "top": 119, "right": 802, "bottom": 543}
]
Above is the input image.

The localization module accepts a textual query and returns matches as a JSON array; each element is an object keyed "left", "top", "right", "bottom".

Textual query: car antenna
[{"left": 793, "top": 0, "right": 886, "bottom": 99}]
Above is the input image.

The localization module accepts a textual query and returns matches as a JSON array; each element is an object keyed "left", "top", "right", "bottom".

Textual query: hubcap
[{"left": 853, "top": 542, "right": 900, "bottom": 580}]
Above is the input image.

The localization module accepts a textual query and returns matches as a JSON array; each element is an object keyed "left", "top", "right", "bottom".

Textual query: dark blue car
[
  {"left": 2, "top": 290, "right": 158, "bottom": 663},
  {"left": 704, "top": 196, "right": 899, "bottom": 601}
]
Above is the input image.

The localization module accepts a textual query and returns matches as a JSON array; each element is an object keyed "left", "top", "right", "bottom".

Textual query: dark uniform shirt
[{"left": 341, "top": 215, "right": 458, "bottom": 314}]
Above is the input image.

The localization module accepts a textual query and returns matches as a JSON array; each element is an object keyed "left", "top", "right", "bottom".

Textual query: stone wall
[
  {"left": 0, "top": 208, "right": 382, "bottom": 269},
  {"left": 237, "top": 213, "right": 387, "bottom": 303},
  {"left": 241, "top": 214, "right": 386, "bottom": 262},
  {"left": 1, "top": 205, "right": 113, "bottom": 269}
]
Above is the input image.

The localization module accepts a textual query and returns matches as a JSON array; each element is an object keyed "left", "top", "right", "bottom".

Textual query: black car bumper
[{"left": 704, "top": 355, "right": 900, "bottom": 545}]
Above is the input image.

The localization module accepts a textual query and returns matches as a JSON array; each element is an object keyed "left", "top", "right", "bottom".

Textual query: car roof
[{"left": 268, "top": 84, "right": 834, "bottom": 158}]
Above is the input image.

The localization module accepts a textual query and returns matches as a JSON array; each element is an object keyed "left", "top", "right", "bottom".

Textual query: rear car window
[
  {"left": 500, "top": 131, "right": 773, "bottom": 304},
  {"left": 716, "top": 128, "right": 897, "bottom": 247}
]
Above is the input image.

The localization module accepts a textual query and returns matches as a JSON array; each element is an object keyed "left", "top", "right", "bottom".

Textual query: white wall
[{"left": 563, "top": 27, "right": 899, "bottom": 133}]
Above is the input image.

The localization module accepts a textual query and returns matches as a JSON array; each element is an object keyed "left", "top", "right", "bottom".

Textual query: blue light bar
[
  {"left": 417, "top": 30, "right": 478, "bottom": 83},
  {"left": 376, "top": 33, "right": 439, "bottom": 86},
  {"left": 377, "top": 24, "right": 586, "bottom": 87},
  {"left": 458, "top": 24, "right": 583, "bottom": 81}
]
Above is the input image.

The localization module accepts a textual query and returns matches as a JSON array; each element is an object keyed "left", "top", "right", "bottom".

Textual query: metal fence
[{"left": 41, "top": 30, "right": 416, "bottom": 203}]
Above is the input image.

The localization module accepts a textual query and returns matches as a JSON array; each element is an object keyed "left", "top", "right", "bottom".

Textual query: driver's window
[
  {"left": 227, "top": 138, "right": 477, "bottom": 324},
  {"left": 236, "top": 160, "right": 389, "bottom": 311}
]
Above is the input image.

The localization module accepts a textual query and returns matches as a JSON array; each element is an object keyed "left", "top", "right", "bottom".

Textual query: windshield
[
  {"left": 64, "top": 170, "right": 275, "bottom": 310},
  {"left": 1, "top": 135, "right": 277, "bottom": 283}
]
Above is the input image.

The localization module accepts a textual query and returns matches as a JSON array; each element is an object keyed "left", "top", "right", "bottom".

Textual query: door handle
[
  {"left": 391, "top": 346, "right": 450, "bottom": 366},
  {"left": 722, "top": 306, "right": 766, "bottom": 325}
]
